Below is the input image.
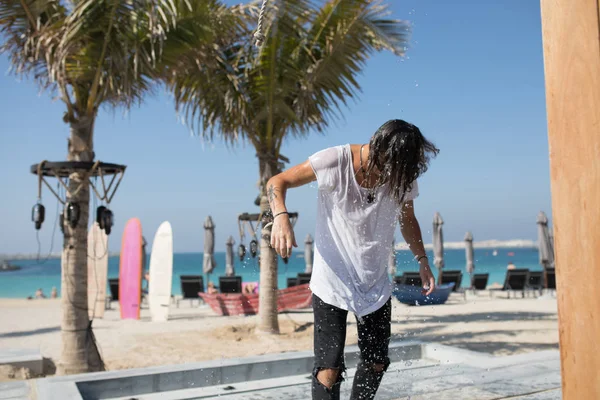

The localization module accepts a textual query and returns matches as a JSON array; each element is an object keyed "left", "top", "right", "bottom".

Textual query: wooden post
[{"left": 540, "top": 0, "right": 600, "bottom": 398}]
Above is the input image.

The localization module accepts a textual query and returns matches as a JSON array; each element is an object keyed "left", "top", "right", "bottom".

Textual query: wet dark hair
[{"left": 366, "top": 119, "right": 439, "bottom": 205}]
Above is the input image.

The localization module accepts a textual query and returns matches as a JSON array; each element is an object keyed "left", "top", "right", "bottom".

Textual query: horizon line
[{"left": 1, "top": 238, "right": 538, "bottom": 260}]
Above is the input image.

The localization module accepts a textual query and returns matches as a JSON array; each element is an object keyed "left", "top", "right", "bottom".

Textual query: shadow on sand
[{"left": 0, "top": 326, "right": 60, "bottom": 338}]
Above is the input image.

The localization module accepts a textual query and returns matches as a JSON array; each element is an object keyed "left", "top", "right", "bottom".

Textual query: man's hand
[
  {"left": 419, "top": 262, "right": 436, "bottom": 296},
  {"left": 270, "top": 214, "right": 298, "bottom": 258}
]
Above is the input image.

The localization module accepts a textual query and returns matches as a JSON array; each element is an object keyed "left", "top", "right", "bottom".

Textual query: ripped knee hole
[
  {"left": 372, "top": 363, "right": 385, "bottom": 373},
  {"left": 315, "top": 368, "right": 341, "bottom": 389}
]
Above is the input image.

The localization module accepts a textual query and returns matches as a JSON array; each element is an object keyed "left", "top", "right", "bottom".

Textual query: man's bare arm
[
  {"left": 266, "top": 160, "right": 316, "bottom": 216},
  {"left": 267, "top": 160, "right": 316, "bottom": 257},
  {"left": 399, "top": 201, "right": 427, "bottom": 259},
  {"left": 400, "top": 200, "right": 436, "bottom": 294}
]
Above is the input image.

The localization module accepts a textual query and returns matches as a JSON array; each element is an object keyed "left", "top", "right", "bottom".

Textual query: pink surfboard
[{"left": 119, "top": 218, "right": 143, "bottom": 320}]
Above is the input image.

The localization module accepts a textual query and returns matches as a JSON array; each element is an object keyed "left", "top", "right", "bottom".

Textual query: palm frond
[
  {"left": 53, "top": 0, "right": 183, "bottom": 114},
  {"left": 0, "top": 0, "right": 66, "bottom": 90},
  {"left": 294, "top": 0, "right": 410, "bottom": 135},
  {"left": 164, "top": 2, "right": 255, "bottom": 145},
  {"left": 167, "top": 0, "right": 409, "bottom": 161}
]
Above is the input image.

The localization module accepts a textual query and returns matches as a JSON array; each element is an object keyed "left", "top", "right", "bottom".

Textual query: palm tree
[
  {"left": 0, "top": 0, "right": 233, "bottom": 374},
  {"left": 166, "top": 0, "right": 410, "bottom": 334}
]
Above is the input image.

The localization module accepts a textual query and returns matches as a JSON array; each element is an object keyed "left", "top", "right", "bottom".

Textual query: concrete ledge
[
  {"left": 34, "top": 340, "right": 423, "bottom": 400},
  {"left": 0, "top": 349, "right": 44, "bottom": 376},
  {"left": 422, "top": 343, "right": 560, "bottom": 369},
  {"left": 32, "top": 342, "right": 561, "bottom": 400},
  {"left": 0, "top": 381, "right": 32, "bottom": 400},
  {"left": 108, "top": 359, "right": 440, "bottom": 400},
  {"left": 422, "top": 343, "right": 495, "bottom": 366}
]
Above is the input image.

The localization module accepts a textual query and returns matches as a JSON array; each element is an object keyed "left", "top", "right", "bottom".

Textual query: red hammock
[{"left": 199, "top": 283, "right": 312, "bottom": 316}]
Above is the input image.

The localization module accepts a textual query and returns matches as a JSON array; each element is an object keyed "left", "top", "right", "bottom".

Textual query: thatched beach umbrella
[
  {"left": 465, "top": 231, "right": 475, "bottom": 287},
  {"left": 537, "top": 211, "right": 555, "bottom": 287},
  {"left": 225, "top": 236, "right": 235, "bottom": 277},
  {"left": 433, "top": 212, "right": 445, "bottom": 285},
  {"left": 203, "top": 216, "right": 216, "bottom": 276},
  {"left": 304, "top": 234, "right": 314, "bottom": 274}
]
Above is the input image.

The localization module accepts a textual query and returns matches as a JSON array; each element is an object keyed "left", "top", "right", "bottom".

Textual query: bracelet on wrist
[
  {"left": 416, "top": 255, "right": 428, "bottom": 263},
  {"left": 273, "top": 211, "right": 289, "bottom": 220}
]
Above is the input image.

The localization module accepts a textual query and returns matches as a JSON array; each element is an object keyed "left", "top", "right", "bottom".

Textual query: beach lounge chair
[
  {"left": 546, "top": 268, "right": 556, "bottom": 289},
  {"left": 297, "top": 272, "right": 312, "bottom": 285},
  {"left": 177, "top": 275, "right": 204, "bottom": 307},
  {"left": 105, "top": 278, "right": 119, "bottom": 309},
  {"left": 490, "top": 269, "right": 529, "bottom": 298},
  {"left": 440, "top": 270, "right": 463, "bottom": 292},
  {"left": 219, "top": 276, "right": 242, "bottom": 294},
  {"left": 544, "top": 268, "right": 556, "bottom": 296},
  {"left": 393, "top": 282, "right": 455, "bottom": 306},
  {"left": 396, "top": 272, "right": 422, "bottom": 287},
  {"left": 287, "top": 277, "right": 298, "bottom": 288},
  {"left": 526, "top": 271, "right": 544, "bottom": 297},
  {"left": 472, "top": 273, "right": 489, "bottom": 291}
]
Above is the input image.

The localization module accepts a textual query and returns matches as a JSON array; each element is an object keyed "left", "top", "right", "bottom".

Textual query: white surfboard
[
  {"left": 88, "top": 222, "right": 109, "bottom": 319},
  {"left": 149, "top": 221, "right": 173, "bottom": 322}
]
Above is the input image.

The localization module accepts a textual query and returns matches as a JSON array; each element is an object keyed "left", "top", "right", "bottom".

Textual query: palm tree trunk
[
  {"left": 57, "top": 116, "right": 104, "bottom": 375},
  {"left": 257, "top": 195, "right": 279, "bottom": 334},
  {"left": 256, "top": 152, "right": 281, "bottom": 335}
]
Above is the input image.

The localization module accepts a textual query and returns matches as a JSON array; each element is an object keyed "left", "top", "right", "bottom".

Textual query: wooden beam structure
[
  {"left": 238, "top": 212, "right": 298, "bottom": 222},
  {"left": 540, "top": 0, "right": 600, "bottom": 397}
]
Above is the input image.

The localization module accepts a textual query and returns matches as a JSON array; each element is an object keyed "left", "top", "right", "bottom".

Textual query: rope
[
  {"left": 238, "top": 217, "right": 246, "bottom": 244},
  {"left": 69, "top": 160, "right": 101, "bottom": 199},
  {"left": 254, "top": 0, "right": 269, "bottom": 46},
  {"left": 251, "top": 210, "right": 265, "bottom": 239}
]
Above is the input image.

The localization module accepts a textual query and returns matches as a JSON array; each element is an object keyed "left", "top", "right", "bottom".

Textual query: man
[{"left": 266, "top": 119, "right": 439, "bottom": 399}]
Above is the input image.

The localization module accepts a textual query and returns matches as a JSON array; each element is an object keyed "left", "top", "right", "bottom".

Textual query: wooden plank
[{"left": 540, "top": 0, "right": 600, "bottom": 398}]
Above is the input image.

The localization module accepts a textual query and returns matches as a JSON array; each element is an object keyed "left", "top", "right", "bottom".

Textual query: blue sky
[{"left": 0, "top": 0, "right": 551, "bottom": 253}]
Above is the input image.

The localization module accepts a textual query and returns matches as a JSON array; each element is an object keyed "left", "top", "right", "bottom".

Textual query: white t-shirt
[{"left": 308, "top": 144, "right": 419, "bottom": 317}]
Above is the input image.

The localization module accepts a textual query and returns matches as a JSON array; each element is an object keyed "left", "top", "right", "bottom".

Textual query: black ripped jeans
[{"left": 312, "top": 294, "right": 391, "bottom": 400}]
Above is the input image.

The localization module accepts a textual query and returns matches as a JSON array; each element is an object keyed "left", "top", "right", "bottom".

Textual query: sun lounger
[
  {"left": 395, "top": 272, "right": 422, "bottom": 287},
  {"left": 490, "top": 269, "right": 529, "bottom": 298},
  {"left": 472, "top": 273, "right": 489, "bottom": 291},
  {"left": 546, "top": 268, "right": 556, "bottom": 290},
  {"left": 297, "top": 272, "right": 311, "bottom": 285},
  {"left": 526, "top": 271, "right": 544, "bottom": 297},
  {"left": 177, "top": 275, "right": 204, "bottom": 307},
  {"left": 219, "top": 276, "right": 242, "bottom": 294},
  {"left": 393, "top": 283, "right": 455, "bottom": 306},
  {"left": 440, "top": 270, "right": 463, "bottom": 292},
  {"left": 541, "top": 268, "right": 556, "bottom": 296}
]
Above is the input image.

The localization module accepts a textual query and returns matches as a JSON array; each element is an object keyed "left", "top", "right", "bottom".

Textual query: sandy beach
[{"left": 0, "top": 293, "right": 558, "bottom": 380}]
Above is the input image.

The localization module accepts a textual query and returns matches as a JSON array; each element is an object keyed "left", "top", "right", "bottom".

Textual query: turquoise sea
[{"left": 0, "top": 248, "right": 541, "bottom": 298}]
